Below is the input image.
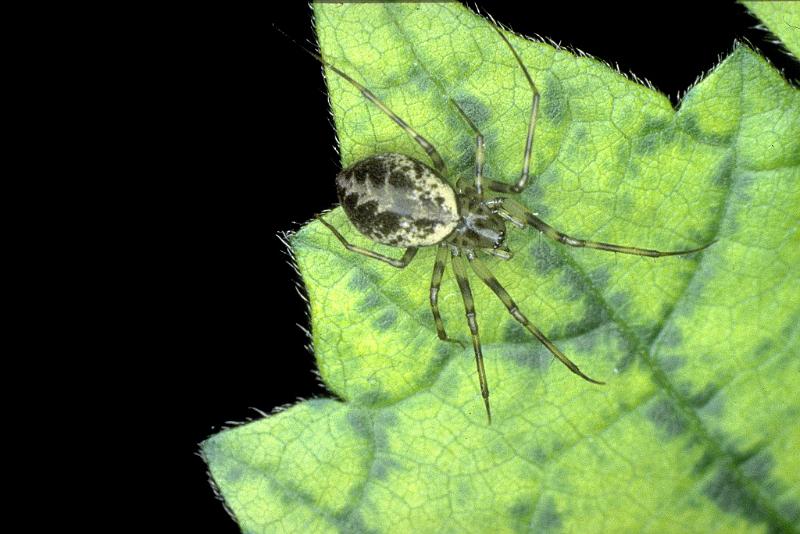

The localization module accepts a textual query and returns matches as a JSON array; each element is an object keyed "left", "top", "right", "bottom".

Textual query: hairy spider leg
[
  {"left": 451, "top": 249, "right": 492, "bottom": 424},
  {"left": 499, "top": 197, "right": 715, "bottom": 257},
  {"left": 468, "top": 253, "right": 604, "bottom": 385},
  {"left": 429, "top": 244, "right": 465, "bottom": 348},
  {"left": 483, "top": 26, "right": 541, "bottom": 195},
  {"left": 278, "top": 28, "right": 447, "bottom": 174},
  {"left": 318, "top": 216, "right": 418, "bottom": 267}
]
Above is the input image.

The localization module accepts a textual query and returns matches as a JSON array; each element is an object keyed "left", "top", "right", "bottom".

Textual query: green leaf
[
  {"left": 203, "top": 3, "right": 800, "bottom": 532},
  {"left": 742, "top": 1, "right": 800, "bottom": 60}
]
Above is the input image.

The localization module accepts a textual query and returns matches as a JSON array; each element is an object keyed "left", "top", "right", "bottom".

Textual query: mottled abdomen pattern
[{"left": 335, "top": 153, "right": 460, "bottom": 247}]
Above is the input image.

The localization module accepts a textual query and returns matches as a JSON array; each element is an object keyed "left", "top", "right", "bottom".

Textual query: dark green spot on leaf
[
  {"left": 372, "top": 309, "right": 397, "bottom": 330},
  {"left": 646, "top": 397, "right": 689, "bottom": 438},
  {"left": 704, "top": 465, "right": 766, "bottom": 524},
  {"left": 530, "top": 496, "right": 562, "bottom": 533},
  {"left": 542, "top": 76, "right": 566, "bottom": 126},
  {"left": 678, "top": 114, "right": 733, "bottom": 147}
]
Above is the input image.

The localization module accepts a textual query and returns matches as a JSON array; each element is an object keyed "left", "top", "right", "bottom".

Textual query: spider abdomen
[{"left": 335, "top": 153, "right": 459, "bottom": 247}]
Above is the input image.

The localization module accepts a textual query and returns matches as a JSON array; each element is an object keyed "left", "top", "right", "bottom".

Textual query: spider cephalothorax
[
  {"left": 449, "top": 188, "right": 508, "bottom": 252},
  {"left": 310, "top": 26, "right": 711, "bottom": 423}
]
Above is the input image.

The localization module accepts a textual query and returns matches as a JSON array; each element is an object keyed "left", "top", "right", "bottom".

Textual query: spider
[{"left": 306, "top": 26, "right": 711, "bottom": 423}]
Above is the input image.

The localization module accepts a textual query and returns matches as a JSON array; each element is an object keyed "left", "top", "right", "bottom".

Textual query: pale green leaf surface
[
  {"left": 204, "top": 3, "right": 800, "bottom": 533},
  {"left": 742, "top": 1, "right": 800, "bottom": 60}
]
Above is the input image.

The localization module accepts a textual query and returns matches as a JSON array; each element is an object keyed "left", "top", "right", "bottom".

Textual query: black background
[{"left": 170, "top": 2, "right": 798, "bottom": 531}]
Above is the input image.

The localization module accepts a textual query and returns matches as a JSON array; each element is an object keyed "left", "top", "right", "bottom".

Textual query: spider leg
[
  {"left": 485, "top": 247, "right": 514, "bottom": 260},
  {"left": 451, "top": 249, "right": 492, "bottom": 424},
  {"left": 468, "top": 254, "right": 604, "bottom": 385},
  {"left": 485, "top": 26, "right": 540, "bottom": 195},
  {"left": 500, "top": 197, "right": 714, "bottom": 257},
  {"left": 430, "top": 244, "right": 465, "bottom": 348},
  {"left": 318, "top": 215, "right": 418, "bottom": 268},
  {"left": 286, "top": 37, "right": 446, "bottom": 173},
  {"left": 485, "top": 198, "right": 525, "bottom": 229},
  {"left": 448, "top": 98, "right": 485, "bottom": 197}
]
